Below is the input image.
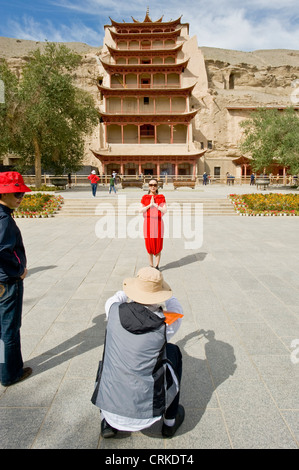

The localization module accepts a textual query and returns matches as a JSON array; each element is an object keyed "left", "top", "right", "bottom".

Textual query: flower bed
[
  {"left": 14, "top": 193, "right": 64, "bottom": 218},
  {"left": 229, "top": 193, "right": 299, "bottom": 216}
]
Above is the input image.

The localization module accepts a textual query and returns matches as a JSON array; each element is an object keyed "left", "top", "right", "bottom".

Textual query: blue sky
[{"left": 0, "top": 0, "right": 299, "bottom": 51}]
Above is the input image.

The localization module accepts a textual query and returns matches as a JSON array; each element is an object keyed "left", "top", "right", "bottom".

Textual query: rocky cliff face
[{"left": 1, "top": 38, "right": 299, "bottom": 173}]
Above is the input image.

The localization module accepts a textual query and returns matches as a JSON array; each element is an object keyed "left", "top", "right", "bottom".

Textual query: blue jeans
[
  {"left": 109, "top": 185, "right": 116, "bottom": 193},
  {"left": 0, "top": 280, "right": 24, "bottom": 386},
  {"left": 91, "top": 183, "right": 98, "bottom": 196},
  {"left": 165, "top": 343, "right": 182, "bottom": 419}
]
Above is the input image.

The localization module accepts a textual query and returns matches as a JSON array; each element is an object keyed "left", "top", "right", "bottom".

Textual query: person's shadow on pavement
[
  {"left": 142, "top": 329, "right": 237, "bottom": 438},
  {"left": 28, "top": 314, "right": 106, "bottom": 376}
]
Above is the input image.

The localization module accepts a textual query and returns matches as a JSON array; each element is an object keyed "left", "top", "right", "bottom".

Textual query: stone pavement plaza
[{"left": 0, "top": 185, "right": 299, "bottom": 449}]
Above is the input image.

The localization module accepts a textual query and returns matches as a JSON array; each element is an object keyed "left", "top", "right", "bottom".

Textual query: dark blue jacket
[{"left": 0, "top": 203, "right": 27, "bottom": 282}]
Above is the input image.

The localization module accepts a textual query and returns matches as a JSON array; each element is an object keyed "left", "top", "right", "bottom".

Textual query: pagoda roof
[
  {"left": 100, "top": 57, "right": 189, "bottom": 74},
  {"left": 109, "top": 15, "right": 182, "bottom": 28},
  {"left": 232, "top": 156, "right": 252, "bottom": 165},
  {"left": 109, "top": 28, "right": 181, "bottom": 41},
  {"left": 97, "top": 83, "right": 196, "bottom": 96},
  {"left": 106, "top": 43, "right": 183, "bottom": 57},
  {"left": 91, "top": 145, "right": 205, "bottom": 161},
  {"left": 99, "top": 109, "right": 198, "bottom": 124}
]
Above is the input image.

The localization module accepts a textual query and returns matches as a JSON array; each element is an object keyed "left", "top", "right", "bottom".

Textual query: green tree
[
  {"left": 0, "top": 43, "right": 99, "bottom": 187},
  {"left": 240, "top": 107, "right": 299, "bottom": 174}
]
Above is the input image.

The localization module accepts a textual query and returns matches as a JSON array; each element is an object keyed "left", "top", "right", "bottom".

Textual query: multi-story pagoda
[{"left": 92, "top": 10, "right": 205, "bottom": 178}]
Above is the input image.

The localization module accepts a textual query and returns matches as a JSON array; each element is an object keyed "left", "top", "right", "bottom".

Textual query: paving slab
[{"left": 0, "top": 185, "right": 299, "bottom": 450}]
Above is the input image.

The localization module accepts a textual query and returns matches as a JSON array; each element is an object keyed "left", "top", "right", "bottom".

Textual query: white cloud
[
  {"left": 7, "top": 15, "right": 102, "bottom": 45},
  {"left": 3, "top": 0, "right": 299, "bottom": 50}
]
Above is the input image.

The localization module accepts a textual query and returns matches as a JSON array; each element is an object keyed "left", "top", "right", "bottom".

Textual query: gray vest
[{"left": 91, "top": 302, "right": 179, "bottom": 419}]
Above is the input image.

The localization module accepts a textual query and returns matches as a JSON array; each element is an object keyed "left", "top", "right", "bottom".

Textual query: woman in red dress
[{"left": 139, "top": 178, "right": 167, "bottom": 270}]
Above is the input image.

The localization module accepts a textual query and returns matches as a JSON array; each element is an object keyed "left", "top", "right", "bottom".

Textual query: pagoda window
[
  {"left": 111, "top": 74, "right": 125, "bottom": 88},
  {"left": 157, "top": 124, "right": 171, "bottom": 143},
  {"left": 165, "top": 39, "right": 175, "bottom": 48},
  {"left": 124, "top": 125, "right": 138, "bottom": 143},
  {"left": 153, "top": 73, "right": 165, "bottom": 88},
  {"left": 107, "top": 125, "right": 121, "bottom": 143},
  {"left": 173, "top": 125, "right": 187, "bottom": 143},
  {"left": 129, "top": 40, "right": 139, "bottom": 49},
  {"left": 107, "top": 97, "right": 121, "bottom": 113},
  {"left": 165, "top": 57, "right": 175, "bottom": 64},
  {"left": 126, "top": 73, "right": 138, "bottom": 88},
  {"left": 118, "top": 41, "right": 127, "bottom": 49},
  {"left": 128, "top": 57, "right": 138, "bottom": 64},
  {"left": 116, "top": 58, "right": 126, "bottom": 65},
  {"left": 156, "top": 97, "right": 170, "bottom": 113},
  {"left": 140, "top": 75, "right": 151, "bottom": 88},
  {"left": 123, "top": 97, "right": 137, "bottom": 113},
  {"left": 140, "top": 124, "right": 155, "bottom": 137},
  {"left": 141, "top": 58, "right": 151, "bottom": 64},
  {"left": 141, "top": 40, "right": 151, "bottom": 50},
  {"left": 167, "top": 73, "right": 180, "bottom": 87},
  {"left": 153, "top": 40, "right": 163, "bottom": 49},
  {"left": 153, "top": 57, "right": 163, "bottom": 64},
  {"left": 172, "top": 97, "right": 186, "bottom": 112},
  {"left": 143, "top": 97, "right": 150, "bottom": 105}
]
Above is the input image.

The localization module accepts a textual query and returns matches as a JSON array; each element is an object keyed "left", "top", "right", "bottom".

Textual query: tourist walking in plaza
[
  {"left": 139, "top": 178, "right": 167, "bottom": 270},
  {"left": 88, "top": 170, "right": 100, "bottom": 197},
  {"left": 203, "top": 172, "right": 208, "bottom": 185},
  {"left": 91, "top": 266, "right": 184, "bottom": 438},
  {"left": 0, "top": 172, "right": 32, "bottom": 387}
]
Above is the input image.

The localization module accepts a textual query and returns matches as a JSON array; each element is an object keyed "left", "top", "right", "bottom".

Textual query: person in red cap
[
  {"left": 87, "top": 170, "right": 100, "bottom": 197},
  {"left": 0, "top": 171, "right": 32, "bottom": 386}
]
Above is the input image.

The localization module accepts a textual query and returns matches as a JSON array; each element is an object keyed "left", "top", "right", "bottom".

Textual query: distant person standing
[
  {"left": 0, "top": 172, "right": 32, "bottom": 387},
  {"left": 109, "top": 175, "right": 117, "bottom": 194},
  {"left": 203, "top": 172, "right": 208, "bottom": 185},
  {"left": 68, "top": 173, "right": 72, "bottom": 189},
  {"left": 250, "top": 173, "right": 255, "bottom": 185},
  {"left": 88, "top": 170, "right": 100, "bottom": 197}
]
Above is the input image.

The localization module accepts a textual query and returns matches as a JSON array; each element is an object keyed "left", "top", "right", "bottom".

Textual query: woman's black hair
[{"left": 147, "top": 178, "right": 159, "bottom": 194}]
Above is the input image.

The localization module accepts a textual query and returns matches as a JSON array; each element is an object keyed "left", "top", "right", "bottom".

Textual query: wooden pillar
[
  {"left": 105, "top": 124, "right": 108, "bottom": 146},
  {"left": 170, "top": 97, "right": 172, "bottom": 114},
  {"left": 283, "top": 166, "right": 286, "bottom": 184},
  {"left": 192, "top": 162, "right": 196, "bottom": 179},
  {"left": 121, "top": 98, "right": 123, "bottom": 114},
  {"left": 138, "top": 125, "right": 140, "bottom": 144},
  {"left": 121, "top": 125, "right": 124, "bottom": 144},
  {"left": 138, "top": 162, "right": 142, "bottom": 175},
  {"left": 175, "top": 162, "right": 178, "bottom": 178},
  {"left": 157, "top": 162, "right": 160, "bottom": 179},
  {"left": 154, "top": 125, "right": 157, "bottom": 144},
  {"left": 171, "top": 125, "right": 173, "bottom": 144},
  {"left": 120, "top": 163, "right": 124, "bottom": 175}
]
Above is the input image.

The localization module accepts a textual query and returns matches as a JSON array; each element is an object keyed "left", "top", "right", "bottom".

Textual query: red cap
[{"left": 0, "top": 172, "right": 32, "bottom": 194}]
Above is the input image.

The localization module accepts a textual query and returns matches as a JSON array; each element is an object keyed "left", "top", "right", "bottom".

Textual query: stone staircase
[{"left": 55, "top": 197, "right": 237, "bottom": 216}]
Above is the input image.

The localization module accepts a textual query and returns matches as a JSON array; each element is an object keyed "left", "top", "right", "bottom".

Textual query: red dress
[{"left": 141, "top": 194, "right": 166, "bottom": 255}]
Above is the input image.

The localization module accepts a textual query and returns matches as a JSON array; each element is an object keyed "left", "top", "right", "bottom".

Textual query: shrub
[{"left": 14, "top": 193, "right": 64, "bottom": 218}]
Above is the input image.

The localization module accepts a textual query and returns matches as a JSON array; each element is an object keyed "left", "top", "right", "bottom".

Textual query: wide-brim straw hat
[
  {"left": 0, "top": 172, "right": 31, "bottom": 194},
  {"left": 123, "top": 267, "right": 172, "bottom": 304}
]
